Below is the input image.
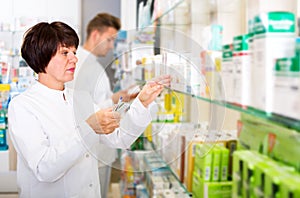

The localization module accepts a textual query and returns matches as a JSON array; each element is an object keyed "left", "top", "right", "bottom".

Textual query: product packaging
[
  {"left": 221, "top": 44, "right": 234, "bottom": 102},
  {"left": 211, "top": 146, "right": 221, "bottom": 181},
  {"left": 273, "top": 43, "right": 300, "bottom": 120},
  {"left": 252, "top": 12, "right": 296, "bottom": 112},
  {"left": 232, "top": 34, "right": 251, "bottom": 106},
  {"left": 219, "top": 146, "right": 229, "bottom": 181}
]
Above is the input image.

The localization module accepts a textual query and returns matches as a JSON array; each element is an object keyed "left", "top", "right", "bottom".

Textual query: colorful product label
[
  {"left": 273, "top": 57, "right": 300, "bottom": 119},
  {"left": 254, "top": 12, "right": 295, "bottom": 35},
  {"left": 233, "top": 34, "right": 250, "bottom": 52}
]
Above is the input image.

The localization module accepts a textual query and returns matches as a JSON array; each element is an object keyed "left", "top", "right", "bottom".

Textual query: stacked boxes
[
  {"left": 232, "top": 150, "right": 300, "bottom": 198},
  {"left": 121, "top": 151, "right": 190, "bottom": 198},
  {"left": 192, "top": 144, "right": 233, "bottom": 198},
  {"left": 239, "top": 113, "right": 300, "bottom": 171},
  {"left": 143, "top": 152, "right": 190, "bottom": 198},
  {"left": 221, "top": 11, "right": 299, "bottom": 120}
]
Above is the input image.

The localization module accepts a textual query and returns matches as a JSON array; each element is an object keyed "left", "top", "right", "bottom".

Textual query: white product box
[
  {"left": 221, "top": 44, "right": 234, "bottom": 102},
  {"left": 252, "top": 12, "right": 296, "bottom": 112},
  {"left": 232, "top": 34, "right": 251, "bottom": 106},
  {"left": 273, "top": 57, "right": 300, "bottom": 119}
]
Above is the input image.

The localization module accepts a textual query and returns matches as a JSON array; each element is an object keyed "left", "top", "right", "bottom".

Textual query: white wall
[
  {"left": 0, "top": 0, "right": 81, "bottom": 32},
  {"left": 81, "top": 0, "right": 120, "bottom": 42}
]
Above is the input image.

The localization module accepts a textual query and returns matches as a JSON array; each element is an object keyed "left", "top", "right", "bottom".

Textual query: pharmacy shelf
[
  {"left": 136, "top": 79, "right": 300, "bottom": 131},
  {"left": 119, "top": 143, "right": 191, "bottom": 196},
  {"left": 192, "top": 93, "right": 300, "bottom": 131},
  {"left": 182, "top": 90, "right": 300, "bottom": 131},
  {"left": 143, "top": 139, "right": 191, "bottom": 195},
  {"left": 183, "top": 91, "right": 300, "bottom": 132}
]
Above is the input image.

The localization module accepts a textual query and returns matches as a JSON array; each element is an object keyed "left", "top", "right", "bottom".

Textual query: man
[{"left": 66, "top": 13, "right": 135, "bottom": 198}]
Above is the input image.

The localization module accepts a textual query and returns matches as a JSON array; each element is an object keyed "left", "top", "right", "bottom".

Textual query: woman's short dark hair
[
  {"left": 86, "top": 13, "right": 121, "bottom": 40},
  {"left": 21, "top": 21, "right": 79, "bottom": 73}
]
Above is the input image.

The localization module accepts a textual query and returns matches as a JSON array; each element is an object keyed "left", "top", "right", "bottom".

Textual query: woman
[{"left": 8, "top": 21, "right": 170, "bottom": 198}]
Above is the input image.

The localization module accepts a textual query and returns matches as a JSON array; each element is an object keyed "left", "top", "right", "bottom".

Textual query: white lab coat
[
  {"left": 8, "top": 81, "right": 152, "bottom": 198},
  {"left": 66, "top": 46, "right": 117, "bottom": 166}
]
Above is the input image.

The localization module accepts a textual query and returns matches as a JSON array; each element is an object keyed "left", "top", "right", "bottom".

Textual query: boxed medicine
[{"left": 252, "top": 12, "right": 296, "bottom": 112}]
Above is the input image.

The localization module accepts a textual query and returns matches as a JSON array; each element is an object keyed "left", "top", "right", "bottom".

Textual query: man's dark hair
[{"left": 86, "top": 13, "right": 121, "bottom": 39}]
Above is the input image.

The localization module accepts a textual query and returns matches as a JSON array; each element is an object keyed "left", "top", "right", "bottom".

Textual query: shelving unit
[
  {"left": 120, "top": 0, "right": 300, "bottom": 197},
  {"left": 136, "top": 78, "right": 300, "bottom": 131},
  {"left": 131, "top": 0, "right": 300, "bottom": 130},
  {"left": 119, "top": 139, "right": 191, "bottom": 197}
]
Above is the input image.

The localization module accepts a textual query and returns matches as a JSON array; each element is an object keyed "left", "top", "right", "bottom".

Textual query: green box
[
  {"left": 219, "top": 146, "right": 230, "bottom": 181},
  {"left": 264, "top": 169, "right": 284, "bottom": 198},
  {"left": 211, "top": 147, "right": 221, "bottom": 181},
  {"left": 242, "top": 152, "right": 269, "bottom": 198},
  {"left": 241, "top": 113, "right": 300, "bottom": 171},
  {"left": 264, "top": 166, "right": 295, "bottom": 198},
  {"left": 199, "top": 179, "right": 232, "bottom": 198},
  {"left": 194, "top": 144, "right": 213, "bottom": 181},
  {"left": 192, "top": 171, "right": 201, "bottom": 198},
  {"left": 225, "top": 139, "right": 238, "bottom": 179},
  {"left": 238, "top": 118, "right": 268, "bottom": 152},
  {"left": 280, "top": 174, "right": 300, "bottom": 198},
  {"left": 232, "top": 150, "right": 253, "bottom": 198},
  {"left": 252, "top": 160, "right": 276, "bottom": 198},
  {"left": 251, "top": 159, "right": 296, "bottom": 198}
]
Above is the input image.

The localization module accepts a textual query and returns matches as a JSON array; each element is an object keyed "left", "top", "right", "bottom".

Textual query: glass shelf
[
  {"left": 178, "top": 89, "right": 300, "bottom": 132},
  {"left": 135, "top": 79, "right": 300, "bottom": 131}
]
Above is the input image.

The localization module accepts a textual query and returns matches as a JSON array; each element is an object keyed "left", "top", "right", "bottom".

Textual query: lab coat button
[
  {"left": 89, "top": 184, "right": 93, "bottom": 187},
  {"left": 86, "top": 154, "right": 89, "bottom": 158}
]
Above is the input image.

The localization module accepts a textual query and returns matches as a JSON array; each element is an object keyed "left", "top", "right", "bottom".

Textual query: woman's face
[{"left": 45, "top": 45, "right": 78, "bottom": 84}]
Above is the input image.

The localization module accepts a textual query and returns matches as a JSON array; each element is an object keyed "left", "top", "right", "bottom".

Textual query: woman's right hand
[
  {"left": 86, "top": 107, "right": 121, "bottom": 134},
  {"left": 138, "top": 75, "right": 171, "bottom": 108}
]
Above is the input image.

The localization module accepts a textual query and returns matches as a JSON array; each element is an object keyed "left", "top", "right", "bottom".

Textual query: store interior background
[
  {"left": 1, "top": 0, "right": 300, "bottom": 197},
  {"left": 0, "top": 0, "right": 122, "bottom": 197}
]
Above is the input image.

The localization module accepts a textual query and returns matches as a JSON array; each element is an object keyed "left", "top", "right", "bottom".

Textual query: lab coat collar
[{"left": 33, "top": 81, "right": 71, "bottom": 102}]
